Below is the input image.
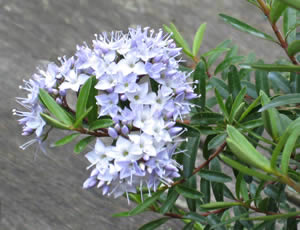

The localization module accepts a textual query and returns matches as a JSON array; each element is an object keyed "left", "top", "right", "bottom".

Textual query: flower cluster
[{"left": 14, "top": 27, "right": 197, "bottom": 199}]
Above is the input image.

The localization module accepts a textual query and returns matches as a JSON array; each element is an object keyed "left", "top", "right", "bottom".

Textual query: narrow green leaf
[
  {"left": 112, "top": 211, "right": 130, "bottom": 217},
  {"left": 200, "top": 202, "right": 241, "bottom": 210},
  {"left": 138, "top": 218, "right": 169, "bottom": 230},
  {"left": 219, "top": 14, "right": 276, "bottom": 42},
  {"left": 210, "top": 77, "right": 229, "bottom": 98},
  {"left": 255, "top": 69, "right": 270, "bottom": 96},
  {"left": 239, "top": 95, "right": 261, "bottom": 122},
  {"left": 175, "top": 185, "right": 204, "bottom": 199},
  {"left": 182, "top": 222, "right": 195, "bottom": 230},
  {"left": 52, "top": 133, "right": 80, "bottom": 147},
  {"left": 283, "top": 8, "right": 297, "bottom": 44},
  {"left": 240, "top": 119, "right": 264, "bottom": 130},
  {"left": 191, "top": 112, "right": 224, "bottom": 125},
  {"left": 160, "top": 189, "right": 179, "bottom": 214},
  {"left": 74, "top": 136, "right": 95, "bottom": 154},
  {"left": 226, "top": 125, "right": 272, "bottom": 172},
  {"left": 198, "top": 169, "right": 232, "bottom": 183},
  {"left": 229, "top": 87, "right": 246, "bottom": 123},
  {"left": 184, "top": 212, "right": 207, "bottom": 224},
  {"left": 86, "top": 76, "right": 98, "bottom": 123},
  {"left": 182, "top": 135, "right": 201, "bottom": 178},
  {"left": 200, "top": 178, "right": 210, "bottom": 203},
  {"left": 245, "top": 64, "right": 300, "bottom": 72},
  {"left": 73, "top": 106, "right": 93, "bottom": 128},
  {"left": 39, "top": 89, "right": 73, "bottom": 125},
  {"left": 211, "top": 213, "right": 249, "bottom": 229},
  {"left": 76, "top": 76, "right": 93, "bottom": 127},
  {"left": 89, "top": 118, "right": 114, "bottom": 130},
  {"left": 214, "top": 56, "right": 244, "bottom": 75},
  {"left": 129, "top": 190, "right": 163, "bottom": 216},
  {"left": 241, "top": 80, "right": 258, "bottom": 98},
  {"left": 268, "top": 72, "right": 291, "bottom": 93},
  {"left": 193, "top": 23, "right": 207, "bottom": 56},
  {"left": 270, "top": 0, "right": 287, "bottom": 23},
  {"left": 227, "top": 65, "right": 242, "bottom": 99},
  {"left": 281, "top": 129, "right": 299, "bottom": 175},
  {"left": 207, "top": 214, "right": 226, "bottom": 230},
  {"left": 287, "top": 40, "right": 300, "bottom": 56},
  {"left": 208, "top": 133, "right": 227, "bottom": 151},
  {"left": 220, "top": 154, "right": 275, "bottom": 181},
  {"left": 278, "top": 0, "right": 300, "bottom": 10},
  {"left": 207, "top": 40, "right": 232, "bottom": 67},
  {"left": 40, "top": 113, "right": 71, "bottom": 130},
  {"left": 193, "top": 61, "right": 207, "bottom": 109},
  {"left": 215, "top": 88, "right": 229, "bottom": 119},
  {"left": 259, "top": 93, "right": 300, "bottom": 111},
  {"left": 243, "top": 211, "right": 300, "bottom": 221},
  {"left": 202, "top": 48, "right": 230, "bottom": 57}
]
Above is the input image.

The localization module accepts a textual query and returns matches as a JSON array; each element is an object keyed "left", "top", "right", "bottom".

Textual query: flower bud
[
  {"left": 108, "top": 127, "right": 118, "bottom": 139},
  {"left": 83, "top": 177, "right": 97, "bottom": 189},
  {"left": 121, "top": 125, "right": 129, "bottom": 135}
]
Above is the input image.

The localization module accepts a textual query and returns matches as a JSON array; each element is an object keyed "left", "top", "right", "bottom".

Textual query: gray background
[{"left": 0, "top": 0, "right": 284, "bottom": 229}]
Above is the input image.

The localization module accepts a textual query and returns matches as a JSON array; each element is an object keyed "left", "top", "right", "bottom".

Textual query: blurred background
[{"left": 0, "top": 0, "right": 284, "bottom": 229}]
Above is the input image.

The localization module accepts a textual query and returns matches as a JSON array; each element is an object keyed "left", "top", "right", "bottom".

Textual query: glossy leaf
[
  {"left": 192, "top": 23, "right": 207, "bottom": 56},
  {"left": 227, "top": 65, "right": 242, "bottom": 99},
  {"left": 283, "top": 8, "right": 297, "bottom": 44},
  {"left": 129, "top": 190, "right": 163, "bottom": 216},
  {"left": 40, "top": 113, "right": 71, "bottom": 130},
  {"left": 229, "top": 87, "right": 246, "bottom": 123},
  {"left": 243, "top": 211, "right": 300, "bottom": 221},
  {"left": 255, "top": 68, "right": 269, "bottom": 96},
  {"left": 86, "top": 76, "right": 98, "bottom": 123},
  {"left": 215, "top": 88, "right": 229, "bottom": 119},
  {"left": 200, "top": 178, "right": 211, "bottom": 203},
  {"left": 198, "top": 169, "right": 232, "bottom": 183},
  {"left": 182, "top": 135, "right": 201, "bottom": 178},
  {"left": 202, "top": 48, "right": 230, "bottom": 57},
  {"left": 207, "top": 40, "right": 232, "bottom": 67},
  {"left": 268, "top": 72, "right": 291, "bottom": 93},
  {"left": 200, "top": 202, "right": 241, "bottom": 210},
  {"left": 74, "top": 136, "right": 95, "bottom": 154},
  {"left": 220, "top": 154, "right": 275, "bottom": 181},
  {"left": 239, "top": 95, "right": 261, "bottom": 122},
  {"left": 138, "top": 218, "right": 169, "bottom": 230},
  {"left": 219, "top": 14, "right": 275, "bottom": 42},
  {"left": 39, "top": 89, "right": 73, "bottom": 125},
  {"left": 183, "top": 212, "right": 207, "bottom": 224},
  {"left": 244, "top": 63, "right": 300, "bottom": 72},
  {"left": 210, "top": 77, "right": 229, "bottom": 98},
  {"left": 89, "top": 118, "right": 114, "bottom": 130},
  {"left": 73, "top": 106, "right": 93, "bottom": 128},
  {"left": 160, "top": 188, "right": 179, "bottom": 214},
  {"left": 214, "top": 56, "right": 244, "bottom": 75},
  {"left": 208, "top": 133, "right": 227, "bottom": 151},
  {"left": 52, "top": 133, "right": 80, "bottom": 147},
  {"left": 270, "top": 0, "right": 287, "bottom": 23},
  {"left": 259, "top": 93, "right": 300, "bottom": 111},
  {"left": 193, "top": 61, "right": 207, "bottom": 109},
  {"left": 278, "top": 0, "right": 300, "bottom": 10},
  {"left": 287, "top": 40, "right": 300, "bottom": 56},
  {"left": 175, "top": 185, "right": 203, "bottom": 199}
]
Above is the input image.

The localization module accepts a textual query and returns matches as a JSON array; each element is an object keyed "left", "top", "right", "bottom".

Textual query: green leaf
[
  {"left": 164, "top": 23, "right": 193, "bottom": 57},
  {"left": 138, "top": 218, "right": 169, "bottom": 230},
  {"left": 219, "top": 14, "right": 276, "bottom": 42},
  {"left": 243, "top": 211, "right": 300, "bottom": 221},
  {"left": 39, "top": 89, "right": 73, "bottom": 125},
  {"left": 198, "top": 169, "right": 232, "bottom": 183},
  {"left": 215, "top": 88, "right": 229, "bottom": 119},
  {"left": 227, "top": 65, "right": 242, "bottom": 99},
  {"left": 200, "top": 178, "right": 210, "bottom": 203},
  {"left": 278, "top": 0, "right": 300, "bottom": 10},
  {"left": 220, "top": 154, "right": 275, "bottom": 181},
  {"left": 207, "top": 40, "right": 232, "bottom": 67},
  {"left": 76, "top": 76, "right": 94, "bottom": 127},
  {"left": 89, "top": 119, "right": 114, "bottom": 130},
  {"left": 214, "top": 56, "right": 244, "bottom": 75},
  {"left": 183, "top": 212, "right": 207, "bottom": 224},
  {"left": 281, "top": 129, "right": 299, "bottom": 175},
  {"left": 193, "top": 23, "right": 207, "bottom": 56},
  {"left": 255, "top": 69, "right": 270, "bottom": 96},
  {"left": 86, "top": 76, "right": 98, "bottom": 123},
  {"left": 74, "top": 136, "right": 95, "bottom": 154},
  {"left": 287, "top": 40, "right": 300, "bottom": 56},
  {"left": 283, "top": 8, "right": 297, "bottom": 44},
  {"left": 182, "top": 135, "right": 201, "bottom": 178},
  {"left": 73, "top": 106, "right": 93, "bottom": 128},
  {"left": 226, "top": 125, "right": 273, "bottom": 172},
  {"left": 40, "top": 113, "right": 71, "bottom": 130},
  {"left": 239, "top": 95, "right": 261, "bottom": 122},
  {"left": 229, "top": 87, "right": 246, "bottom": 123},
  {"left": 211, "top": 213, "right": 249, "bottom": 229},
  {"left": 112, "top": 211, "right": 130, "bottom": 217},
  {"left": 51, "top": 133, "right": 80, "bottom": 147},
  {"left": 244, "top": 63, "right": 300, "bottom": 72},
  {"left": 270, "top": 0, "right": 287, "bottom": 23},
  {"left": 200, "top": 202, "right": 241, "bottom": 210},
  {"left": 191, "top": 112, "right": 224, "bottom": 125},
  {"left": 175, "top": 185, "right": 203, "bottom": 199},
  {"left": 259, "top": 93, "right": 300, "bottom": 112},
  {"left": 202, "top": 48, "right": 230, "bottom": 57},
  {"left": 207, "top": 215, "right": 226, "bottom": 230},
  {"left": 129, "top": 190, "right": 163, "bottom": 216},
  {"left": 193, "top": 61, "right": 207, "bottom": 109},
  {"left": 182, "top": 222, "right": 195, "bottom": 230},
  {"left": 210, "top": 77, "right": 229, "bottom": 98},
  {"left": 208, "top": 134, "right": 227, "bottom": 151},
  {"left": 268, "top": 72, "right": 291, "bottom": 93},
  {"left": 160, "top": 189, "right": 179, "bottom": 214}
]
